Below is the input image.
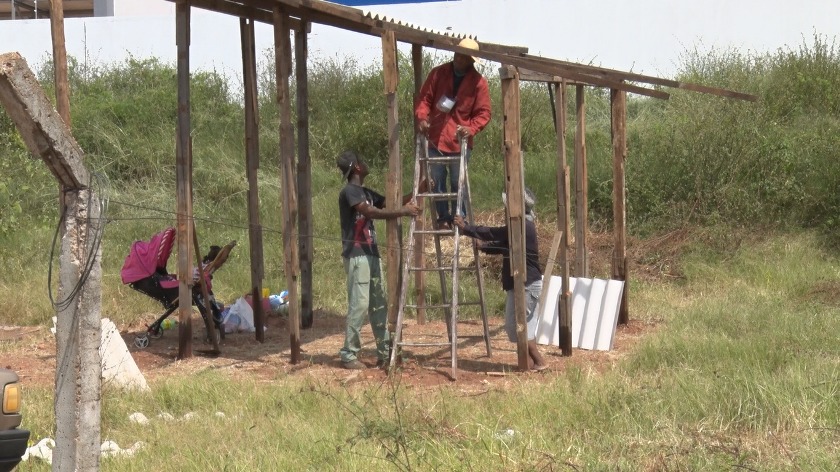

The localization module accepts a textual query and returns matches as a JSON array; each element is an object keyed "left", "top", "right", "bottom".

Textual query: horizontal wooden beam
[
  {"left": 0, "top": 0, "right": 92, "bottom": 17},
  {"left": 448, "top": 42, "right": 670, "bottom": 99},
  {"left": 517, "top": 68, "right": 584, "bottom": 86},
  {"left": 520, "top": 54, "right": 757, "bottom": 102},
  {"left": 677, "top": 81, "right": 757, "bottom": 102},
  {"left": 166, "top": 0, "right": 308, "bottom": 31}
]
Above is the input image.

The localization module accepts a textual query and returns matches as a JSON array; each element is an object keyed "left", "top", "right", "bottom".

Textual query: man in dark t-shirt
[
  {"left": 336, "top": 150, "right": 427, "bottom": 370},
  {"left": 453, "top": 188, "right": 548, "bottom": 371}
]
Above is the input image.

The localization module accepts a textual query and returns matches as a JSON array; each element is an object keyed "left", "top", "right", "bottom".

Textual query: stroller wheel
[
  {"left": 134, "top": 336, "right": 150, "bottom": 349},
  {"left": 149, "top": 326, "right": 164, "bottom": 339}
]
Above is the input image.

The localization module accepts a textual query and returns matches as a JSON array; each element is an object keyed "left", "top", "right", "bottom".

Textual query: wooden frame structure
[{"left": 104, "top": 0, "right": 752, "bottom": 369}]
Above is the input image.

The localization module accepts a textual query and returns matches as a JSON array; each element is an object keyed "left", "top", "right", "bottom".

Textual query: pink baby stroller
[{"left": 121, "top": 227, "right": 234, "bottom": 348}]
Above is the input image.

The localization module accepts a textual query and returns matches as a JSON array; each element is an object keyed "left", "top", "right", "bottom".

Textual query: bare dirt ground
[{"left": 1, "top": 227, "right": 687, "bottom": 390}]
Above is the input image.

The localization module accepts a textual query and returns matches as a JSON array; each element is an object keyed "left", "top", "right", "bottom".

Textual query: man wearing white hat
[{"left": 415, "top": 37, "right": 491, "bottom": 229}]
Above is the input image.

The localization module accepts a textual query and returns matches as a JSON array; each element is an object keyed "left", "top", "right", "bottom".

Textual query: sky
[{"left": 1, "top": 0, "right": 838, "bottom": 82}]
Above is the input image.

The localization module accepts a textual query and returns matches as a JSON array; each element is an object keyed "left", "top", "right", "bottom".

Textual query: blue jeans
[
  {"left": 504, "top": 279, "right": 543, "bottom": 343},
  {"left": 340, "top": 255, "right": 390, "bottom": 363},
  {"left": 429, "top": 146, "right": 470, "bottom": 223}
]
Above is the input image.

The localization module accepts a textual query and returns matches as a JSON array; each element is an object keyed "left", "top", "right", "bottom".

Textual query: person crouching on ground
[
  {"left": 453, "top": 188, "right": 547, "bottom": 371},
  {"left": 336, "top": 150, "right": 428, "bottom": 370}
]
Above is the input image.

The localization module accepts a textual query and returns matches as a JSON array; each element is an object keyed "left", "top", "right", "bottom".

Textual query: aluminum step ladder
[{"left": 390, "top": 135, "right": 491, "bottom": 379}]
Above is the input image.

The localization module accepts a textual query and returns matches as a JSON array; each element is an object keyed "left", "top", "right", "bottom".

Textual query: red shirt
[{"left": 414, "top": 62, "right": 491, "bottom": 154}]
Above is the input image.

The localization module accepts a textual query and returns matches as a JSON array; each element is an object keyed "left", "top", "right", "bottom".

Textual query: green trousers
[{"left": 340, "top": 255, "right": 390, "bottom": 363}]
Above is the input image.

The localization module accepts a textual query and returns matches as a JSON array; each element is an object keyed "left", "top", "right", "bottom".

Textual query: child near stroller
[{"left": 120, "top": 227, "right": 235, "bottom": 348}]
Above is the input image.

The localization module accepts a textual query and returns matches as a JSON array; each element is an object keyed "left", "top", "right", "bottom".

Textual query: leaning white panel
[
  {"left": 595, "top": 280, "right": 625, "bottom": 350},
  {"left": 534, "top": 276, "right": 624, "bottom": 351}
]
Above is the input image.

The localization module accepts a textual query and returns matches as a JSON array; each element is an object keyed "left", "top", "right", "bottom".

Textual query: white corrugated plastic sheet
[{"left": 535, "top": 276, "right": 625, "bottom": 351}]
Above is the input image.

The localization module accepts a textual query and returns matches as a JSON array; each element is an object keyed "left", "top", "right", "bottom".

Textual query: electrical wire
[{"left": 47, "top": 171, "right": 110, "bottom": 311}]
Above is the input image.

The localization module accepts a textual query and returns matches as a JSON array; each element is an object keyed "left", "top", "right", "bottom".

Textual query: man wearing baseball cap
[{"left": 415, "top": 37, "right": 491, "bottom": 230}]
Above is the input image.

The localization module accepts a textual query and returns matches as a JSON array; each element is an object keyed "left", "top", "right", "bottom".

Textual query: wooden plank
[
  {"left": 411, "top": 43, "right": 426, "bottom": 325},
  {"left": 381, "top": 30, "right": 401, "bottom": 335},
  {"left": 574, "top": 84, "right": 589, "bottom": 278},
  {"left": 500, "top": 65, "right": 529, "bottom": 372},
  {"left": 175, "top": 0, "right": 193, "bottom": 359},
  {"left": 610, "top": 88, "right": 629, "bottom": 325},
  {"left": 192, "top": 224, "right": 221, "bottom": 353},
  {"left": 677, "top": 82, "right": 758, "bottom": 102},
  {"left": 519, "top": 68, "right": 583, "bottom": 86},
  {"left": 442, "top": 41, "right": 669, "bottom": 100},
  {"left": 537, "top": 230, "right": 563, "bottom": 318},
  {"left": 241, "top": 17, "right": 266, "bottom": 342},
  {"left": 274, "top": 5, "right": 301, "bottom": 364},
  {"left": 49, "top": 0, "right": 71, "bottom": 127},
  {"left": 552, "top": 81, "right": 572, "bottom": 355},
  {"left": 521, "top": 53, "right": 757, "bottom": 102},
  {"left": 184, "top": 0, "right": 304, "bottom": 30},
  {"left": 296, "top": 22, "right": 314, "bottom": 329}
]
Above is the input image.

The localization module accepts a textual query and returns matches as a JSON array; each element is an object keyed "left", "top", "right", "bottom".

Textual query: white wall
[{"left": 1, "top": 0, "right": 838, "bottom": 81}]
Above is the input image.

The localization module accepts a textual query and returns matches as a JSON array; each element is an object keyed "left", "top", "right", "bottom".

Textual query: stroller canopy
[{"left": 121, "top": 227, "right": 176, "bottom": 285}]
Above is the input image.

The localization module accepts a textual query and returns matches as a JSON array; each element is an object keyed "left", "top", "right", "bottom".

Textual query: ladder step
[
  {"left": 413, "top": 229, "right": 457, "bottom": 236},
  {"left": 396, "top": 341, "right": 451, "bottom": 347},
  {"left": 416, "top": 192, "right": 458, "bottom": 199},
  {"left": 422, "top": 156, "right": 461, "bottom": 163},
  {"left": 405, "top": 301, "right": 484, "bottom": 309},
  {"left": 409, "top": 266, "right": 480, "bottom": 273}
]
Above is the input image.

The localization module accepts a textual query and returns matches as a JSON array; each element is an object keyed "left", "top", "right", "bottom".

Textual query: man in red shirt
[{"left": 415, "top": 38, "right": 492, "bottom": 229}]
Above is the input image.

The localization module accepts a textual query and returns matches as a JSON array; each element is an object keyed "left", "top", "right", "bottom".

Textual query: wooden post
[
  {"left": 175, "top": 0, "right": 194, "bottom": 359},
  {"left": 296, "top": 22, "right": 314, "bottom": 329},
  {"left": 553, "top": 80, "right": 572, "bottom": 355},
  {"left": 274, "top": 6, "right": 301, "bottom": 363},
  {"left": 49, "top": 0, "right": 70, "bottom": 127},
  {"left": 411, "top": 43, "right": 426, "bottom": 325},
  {"left": 611, "top": 88, "right": 629, "bottom": 325},
  {"left": 500, "top": 65, "right": 529, "bottom": 372},
  {"left": 381, "top": 30, "right": 401, "bottom": 335},
  {"left": 574, "top": 84, "right": 589, "bottom": 278},
  {"left": 241, "top": 17, "right": 266, "bottom": 342},
  {"left": 538, "top": 230, "right": 563, "bottom": 316},
  {"left": 49, "top": 0, "right": 71, "bottom": 250}
]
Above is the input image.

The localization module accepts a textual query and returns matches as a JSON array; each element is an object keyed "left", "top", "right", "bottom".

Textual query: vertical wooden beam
[
  {"left": 50, "top": 0, "right": 71, "bottom": 247},
  {"left": 296, "top": 22, "right": 314, "bottom": 329},
  {"left": 553, "top": 80, "right": 572, "bottom": 356},
  {"left": 611, "top": 88, "right": 629, "bottom": 325},
  {"left": 574, "top": 84, "right": 589, "bottom": 277},
  {"left": 49, "top": 0, "right": 70, "bottom": 126},
  {"left": 381, "top": 30, "right": 401, "bottom": 334},
  {"left": 241, "top": 17, "right": 265, "bottom": 342},
  {"left": 500, "top": 65, "right": 529, "bottom": 372},
  {"left": 274, "top": 6, "right": 301, "bottom": 363},
  {"left": 411, "top": 43, "right": 426, "bottom": 325},
  {"left": 175, "top": 0, "right": 193, "bottom": 359}
]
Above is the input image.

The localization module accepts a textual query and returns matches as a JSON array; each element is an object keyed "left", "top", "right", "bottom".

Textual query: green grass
[{"left": 15, "top": 230, "right": 840, "bottom": 470}]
